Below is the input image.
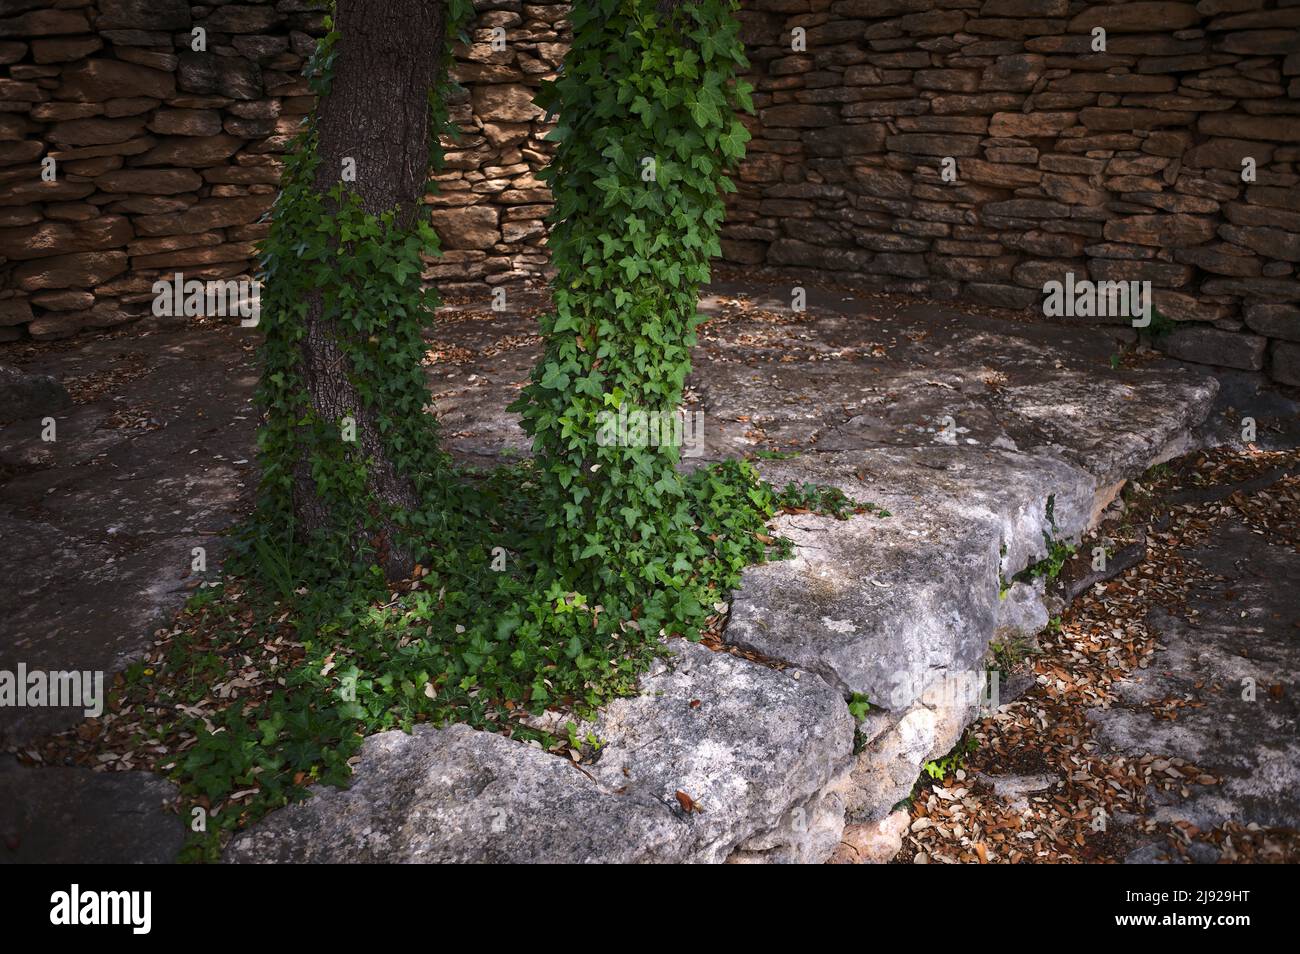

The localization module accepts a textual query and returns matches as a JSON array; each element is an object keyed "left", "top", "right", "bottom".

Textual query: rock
[
  {"left": 176, "top": 50, "right": 219, "bottom": 94},
  {"left": 58, "top": 58, "right": 175, "bottom": 102},
  {"left": 148, "top": 109, "right": 223, "bottom": 137},
  {"left": 1202, "top": 277, "right": 1300, "bottom": 300},
  {"left": 0, "top": 216, "right": 133, "bottom": 261},
  {"left": 1160, "top": 326, "right": 1268, "bottom": 371},
  {"left": 1272, "top": 341, "right": 1300, "bottom": 386},
  {"left": 1174, "top": 243, "right": 1262, "bottom": 277},
  {"left": 215, "top": 58, "right": 262, "bottom": 100},
  {"left": 806, "top": 123, "right": 886, "bottom": 156},
  {"left": 1103, "top": 214, "right": 1216, "bottom": 248},
  {"left": 134, "top": 134, "right": 244, "bottom": 167},
  {"left": 133, "top": 196, "right": 274, "bottom": 236},
  {"left": 471, "top": 84, "right": 542, "bottom": 124},
  {"left": 225, "top": 642, "right": 853, "bottom": 864},
  {"left": 1244, "top": 304, "right": 1300, "bottom": 342},
  {"left": 13, "top": 251, "right": 128, "bottom": 292},
  {"left": 1041, "top": 172, "right": 1106, "bottom": 205},
  {"left": 1220, "top": 29, "right": 1300, "bottom": 56},
  {"left": 1190, "top": 138, "right": 1268, "bottom": 171},
  {"left": 31, "top": 289, "right": 95, "bottom": 311},
  {"left": 0, "top": 10, "right": 91, "bottom": 39},
  {"left": 1069, "top": 2, "right": 1200, "bottom": 33},
  {"left": 995, "top": 578, "right": 1048, "bottom": 642},
  {"left": 0, "top": 299, "right": 34, "bottom": 327},
  {"left": 0, "top": 758, "right": 183, "bottom": 863},
  {"left": 231, "top": 35, "right": 290, "bottom": 63},
  {"left": 110, "top": 195, "right": 192, "bottom": 215},
  {"left": 126, "top": 232, "right": 223, "bottom": 257},
  {"left": 946, "top": 255, "right": 1018, "bottom": 282},
  {"left": 1153, "top": 291, "right": 1227, "bottom": 324},
  {"left": 0, "top": 363, "right": 71, "bottom": 418},
  {"left": 1219, "top": 224, "right": 1300, "bottom": 263},
  {"left": 131, "top": 241, "right": 257, "bottom": 269},
  {"left": 103, "top": 97, "right": 161, "bottom": 119},
  {"left": 1089, "top": 258, "right": 1194, "bottom": 287},
  {"left": 1004, "top": 230, "right": 1087, "bottom": 258},
  {"left": 47, "top": 117, "right": 147, "bottom": 147},
  {"left": 850, "top": 679, "right": 982, "bottom": 821},
  {"left": 973, "top": 771, "right": 1059, "bottom": 812},
  {"left": 30, "top": 36, "right": 102, "bottom": 64},
  {"left": 760, "top": 104, "right": 840, "bottom": 127},
  {"left": 28, "top": 308, "right": 114, "bottom": 339},
  {"left": 886, "top": 133, "right": 982, "bottom": 156},
  {"left": 768, "top": 239, "right": 873, "bottom": 271},
  {"left": 1199, "top": 113, "right": 1300, "bottom": 142},
  {"left": 965, "top": 282, "right": 1040, "bottom": 309},
  {"left": 202, "top": 5, "right": 283, "bottom": 34},
  {"left": 97, "top": 0, "right": 191, "bottom": 31},
  {"left": 726, "top": 448, "right": 1087, "bottom": 706},
  {"left": 94, "top": 168, "right": 203, "bottom": 195},
  {"left": 980, "top": 52, "right": 1047, "bottom": 91},
  {"left": 959, "top": 158, "right": 1042, "bottom": 188},
  {"left": 829, "top": 810, "right": 910, "bottom": 864},
  {"left": 429, "top": 205, "right": 500, "bottom": 250},
  {"left": 1080, "top": 107, "right": 1195, "bottom": 130},
  {"left": 0, "top": 139, "right": 42, "bottom": 164},
  {"left": 984, "top": 198, "right": 1070, "bottom": 221},
  {"left": 47, "top": 137, "right": 158, "bottom": 163}
]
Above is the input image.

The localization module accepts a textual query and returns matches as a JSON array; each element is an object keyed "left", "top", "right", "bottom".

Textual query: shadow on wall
[{"left": 1, "top": 0, "right": 1298, "bottom": 385}]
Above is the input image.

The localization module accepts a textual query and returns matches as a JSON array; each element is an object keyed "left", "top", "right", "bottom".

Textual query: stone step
[
  {"left": 226, "top": 642, "right": 852, "bottom": 864},
  {"left": 228, "top": 300, "right": 1219, "bottom": 864}
]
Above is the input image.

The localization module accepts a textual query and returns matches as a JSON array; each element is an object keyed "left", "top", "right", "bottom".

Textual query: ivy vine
[
  {"left": 513, "top": 0, "right": 755, "bottom": 638},
  {"left": 249, "top": 0, "right": 474, "bottom": 587},
  {"left": 150, "top": 0, "right": 877, "bottom": 860}
]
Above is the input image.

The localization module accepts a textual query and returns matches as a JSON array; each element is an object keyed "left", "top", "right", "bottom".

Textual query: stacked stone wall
[
  {"left": 2, "top": 1, "right": 1298, "bottom": 383},
  {"left": 729, "top": 0, "right": 1300, "bottom": 383}
]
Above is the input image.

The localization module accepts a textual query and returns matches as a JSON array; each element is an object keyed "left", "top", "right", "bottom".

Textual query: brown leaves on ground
[{"left": 899, "top": 445, "right": 1300, "bottom": 865}]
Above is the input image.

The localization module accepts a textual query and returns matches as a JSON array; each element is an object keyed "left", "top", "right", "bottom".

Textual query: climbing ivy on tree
[
  {"left": 243, "top": 0, "right": 780, "bottom": 729},
  {"left": 163, "top": 0, "right": 873, "bottom": 860},
  {"left": 514, "top": 0, "right": 755, "bottom": 637},
  {"left": 252, "top": 0, "right": 473, "bottom": 585}
]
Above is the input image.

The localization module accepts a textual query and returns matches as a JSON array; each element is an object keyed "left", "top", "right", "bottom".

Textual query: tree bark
[{"left": 291, "top": 0, "right": 446, "bottom": 580}]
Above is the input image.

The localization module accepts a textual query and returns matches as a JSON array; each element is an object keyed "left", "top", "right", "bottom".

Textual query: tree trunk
[{"left": 290, "top": 0, "right": 447, "bottom": 581}]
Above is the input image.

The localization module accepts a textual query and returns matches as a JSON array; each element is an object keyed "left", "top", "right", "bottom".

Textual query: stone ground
[
  {"left": 894, "top": 445, "right": 1300, "bottom": 865},
  {"left": 1, "top": 282, "right": 1296, "bottom": 863},
  {"left": 1096, "top": 468, "right": 1300, "bottom": 862}
]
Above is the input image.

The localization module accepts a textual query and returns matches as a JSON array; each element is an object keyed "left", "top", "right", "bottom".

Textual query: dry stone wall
[
  {"left": 0, "top": 0, "right": 566, "bottom": 343},
  {"left": 427, "top": 2, "right": 566, "bottom": 294},
  {"left": 729, "top": 0, "right": 1300, "bottom": 385},
  {"left": 0, "top": 0, "right": 325, "bottom": 341},
  {"left": 2, "top": 0, "right": 1299, "bottom": 385}
]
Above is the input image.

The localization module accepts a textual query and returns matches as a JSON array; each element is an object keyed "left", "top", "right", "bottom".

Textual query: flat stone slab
[
  {"left": 225, "top": 641, "right": 852, "bottom": 863},
  {"left": 0, "top": 363, "right": 70, "bottom": 421},
  {"left": 2, "top": 283, "right": 1224, "bottom": 862},
  {"left": 1089, "top": 521, "right": 1300, "bottom": 835},
  {"left": 726, "top": 447, "right": 1096, "bottom": 706},
  {"left": 0, "top": 330, "right": 257, "bottom": 748},
  {"left": 0, "top": 757, "right": 183, "bottom": 864}
]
